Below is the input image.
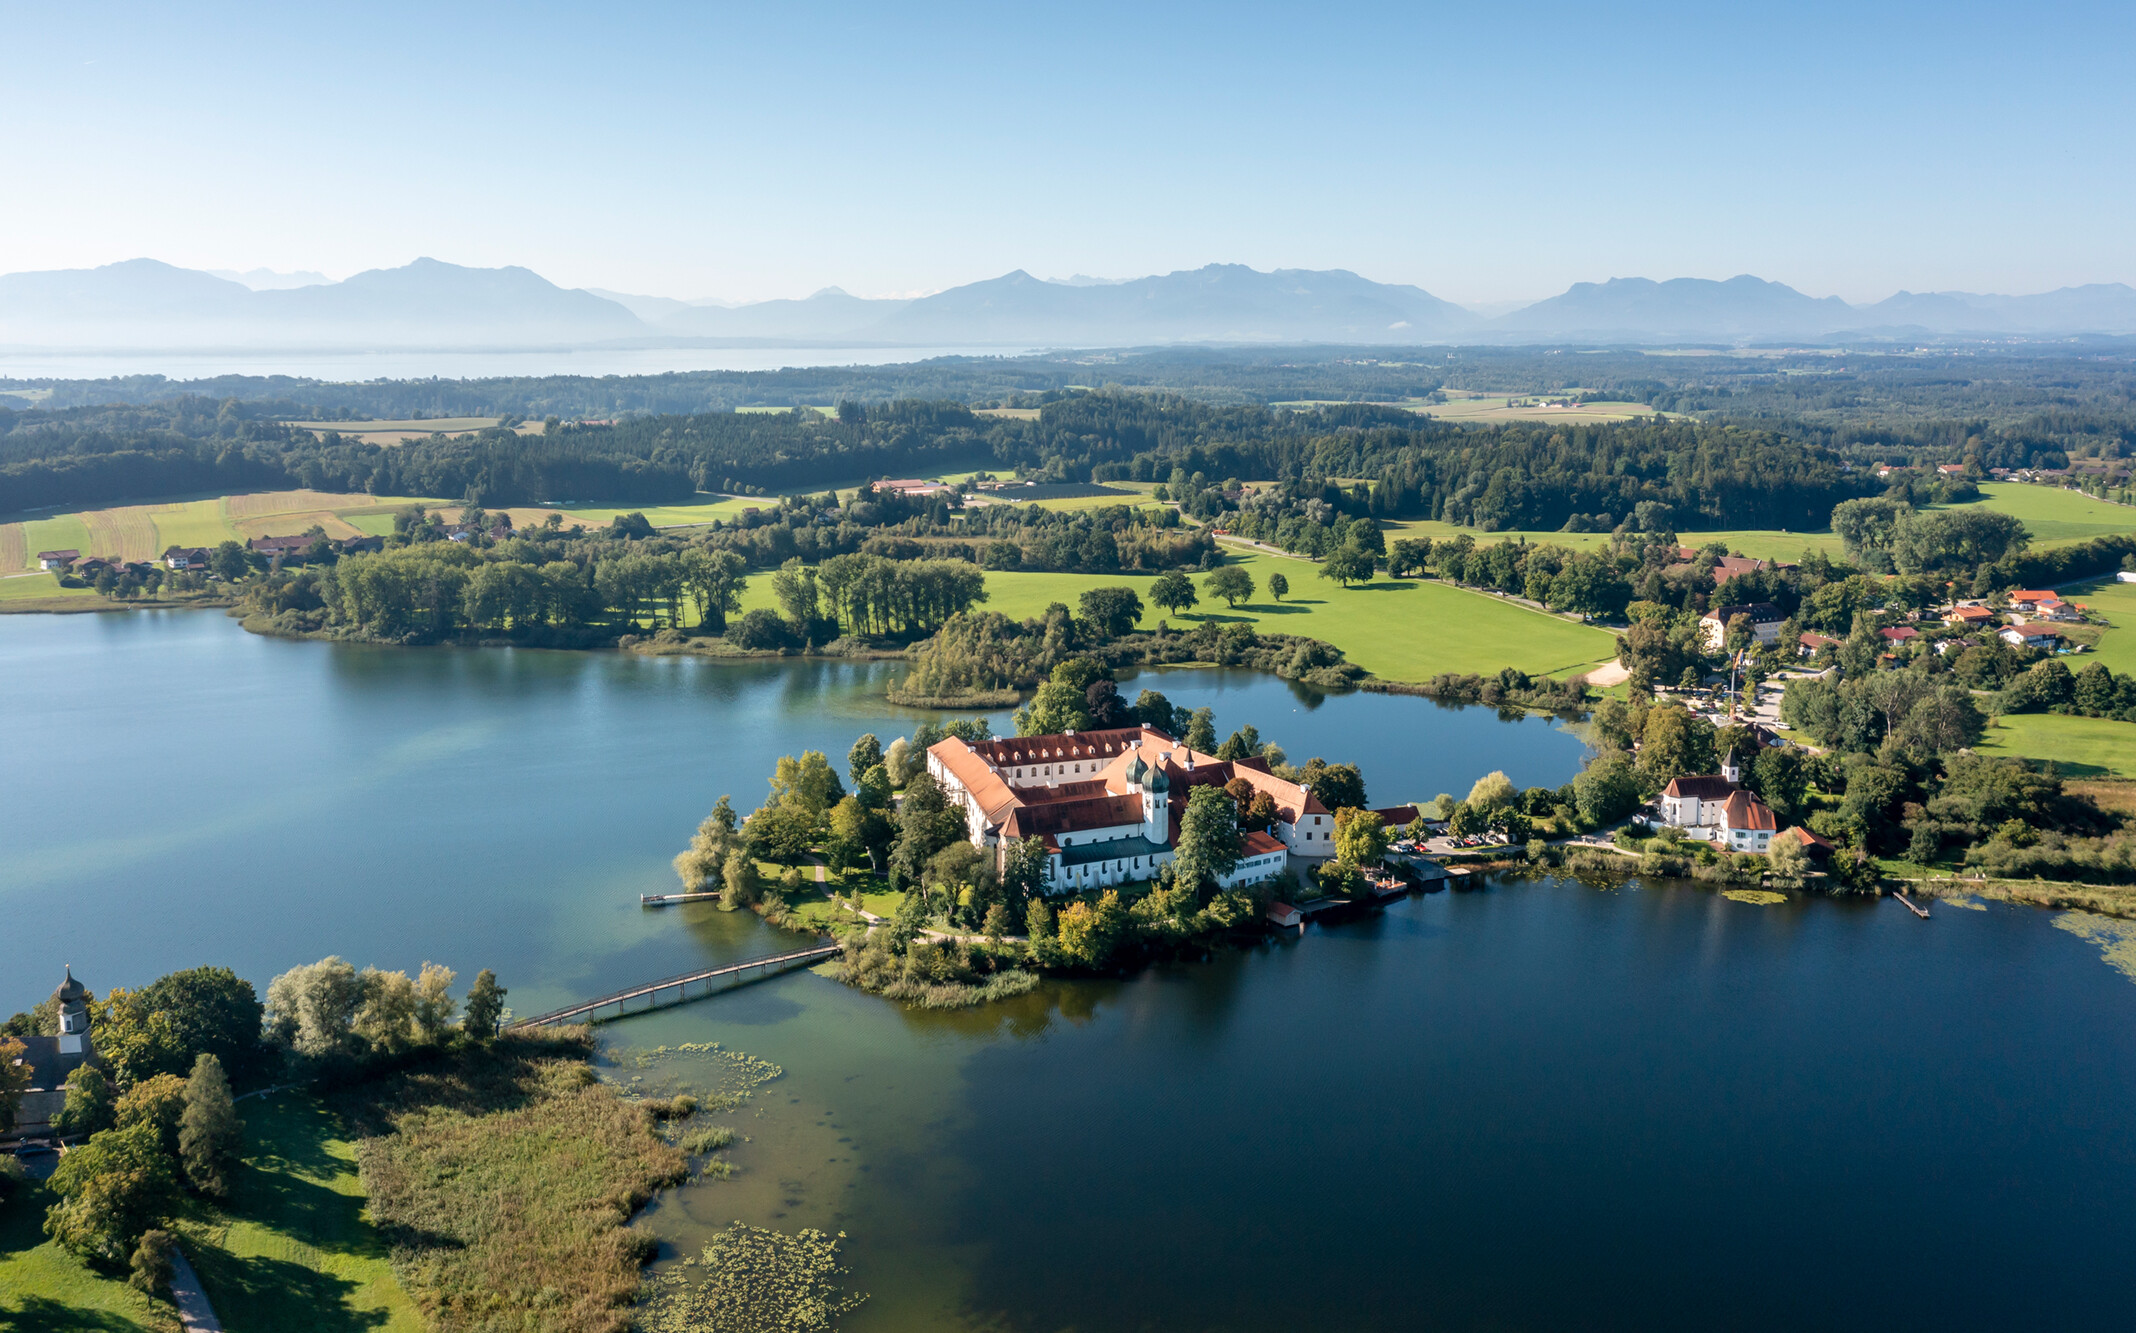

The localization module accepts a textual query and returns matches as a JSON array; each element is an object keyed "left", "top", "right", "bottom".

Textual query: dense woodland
[{"left": 8, "top": 346, "right": 2133, "bottom": 516}]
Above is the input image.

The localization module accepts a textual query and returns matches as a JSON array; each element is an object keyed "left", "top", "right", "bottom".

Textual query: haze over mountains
[{"left": 3, "top": 257, "right": 2133, "bottom": 353}]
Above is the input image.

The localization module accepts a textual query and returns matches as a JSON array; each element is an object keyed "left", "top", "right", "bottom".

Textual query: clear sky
[{"left": 4, "top": 0, "right": 2130, "bottom": 306}]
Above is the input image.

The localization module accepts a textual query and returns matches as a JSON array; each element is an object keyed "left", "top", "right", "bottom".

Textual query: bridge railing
[{"left": 507, "top": 942, "right": 841, "bottom": 1029}]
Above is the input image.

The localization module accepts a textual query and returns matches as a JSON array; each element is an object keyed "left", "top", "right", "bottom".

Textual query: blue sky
[{"left": 4, "top": 1, "right": 2130, "bottom": 305}]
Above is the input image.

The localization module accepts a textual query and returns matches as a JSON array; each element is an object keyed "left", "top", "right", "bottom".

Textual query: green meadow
[
  {"left": 778, "top": 550, "right": 1622, "bottom": 682},
  {"left": 1978, "top": 711, "right": 2136, "bottom": 780},
  {"left": 2067, "top": 575, "right": 2136, "bottom": 676}
]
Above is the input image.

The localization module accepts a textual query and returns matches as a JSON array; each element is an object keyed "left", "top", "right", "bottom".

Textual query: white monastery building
[{"left": 925, "top": 725, "right": 1329, "bottom": 893}]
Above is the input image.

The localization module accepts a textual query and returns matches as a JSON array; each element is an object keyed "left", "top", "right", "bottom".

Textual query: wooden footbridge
[{"left": 506, "top": 942, "right": 842, "bottom": 1029}]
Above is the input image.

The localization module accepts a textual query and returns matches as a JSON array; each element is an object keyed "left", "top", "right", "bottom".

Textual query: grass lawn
[
  {"left": 182, "top": 1093, "right": 424, "bottom": 1333},
  {"left": 0, "top": 572, "right": 99, "bottom": 603},
  {"left": 934, "top": 553, "right": 1620, "bottom": 681},
  {"left": 2066, "top": 576, "right": 2136, "bottom": 676},
  {"left": 1970, "top": 483, "right": 2136, "bottom": 548},
  {"left": 1978, "top": 712, "right": 2136, "bottom": 779},
  {"left": 0, "top": 1179, "right": 176, "bottom": 1332}
]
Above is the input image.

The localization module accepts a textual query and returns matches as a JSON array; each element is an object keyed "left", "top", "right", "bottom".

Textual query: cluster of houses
[
  {"left": 34, "top": 530, "right": 415, "bottom": 581},
  {"left": 1699, "top": 587, "right": 2098, "bottom": 663}
]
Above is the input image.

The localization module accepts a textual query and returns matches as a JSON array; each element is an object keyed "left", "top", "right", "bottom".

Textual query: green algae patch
[
  {"left": 1722, "top": 890, "right": 1788, "bottom": 906},
  {"left": 2054, "top": 911, "right": 2136, "bottom": 984}
]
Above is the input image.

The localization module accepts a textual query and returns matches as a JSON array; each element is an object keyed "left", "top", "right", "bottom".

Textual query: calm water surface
[{"left": 7, "top": 612, "right": 2134, "bottom": 1331}]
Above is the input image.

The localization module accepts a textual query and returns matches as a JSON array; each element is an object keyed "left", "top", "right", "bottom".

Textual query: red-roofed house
[
  {"left": 1946, "top": 605, "right": 1996, "bottom": 628},
  {"left": 1879, "top": 625, "right": 1921, "bottom": 644},
  {"left": 1717, "top": 790, "right": 1778, "bottom": 852},
  {"left": 927, "top": 725, "right": 1325, "bottom": 894}
]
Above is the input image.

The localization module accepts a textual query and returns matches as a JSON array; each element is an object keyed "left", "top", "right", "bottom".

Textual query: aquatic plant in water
[
  {"left": 2054, "top": 910, "right": 2136, "bottom": 983},
  {"left": 1721, "top": 890, "right": 1788, "bottom": 905},
  {"left": 638, "top": 1222, "right": 866, "bottom": 1333}
]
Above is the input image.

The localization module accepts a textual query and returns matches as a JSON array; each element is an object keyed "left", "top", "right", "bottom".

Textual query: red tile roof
[{"left": 1720, "top": 790, "right": 1777, "bottom": 832}]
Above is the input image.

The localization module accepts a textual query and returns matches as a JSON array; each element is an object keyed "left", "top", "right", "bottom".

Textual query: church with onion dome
[{"left": 4, "top": 967, "right": 100, "bottom": 1141}]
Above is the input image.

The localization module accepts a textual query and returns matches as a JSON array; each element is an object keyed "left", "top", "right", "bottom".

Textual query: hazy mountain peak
[{"left": 207, "top": 267, "right": 331, "bottom": 290}]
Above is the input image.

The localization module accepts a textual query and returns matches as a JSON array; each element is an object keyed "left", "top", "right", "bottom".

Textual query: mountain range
[{"left": 3, "top": 258, "right": 2133, "bottom": 351}]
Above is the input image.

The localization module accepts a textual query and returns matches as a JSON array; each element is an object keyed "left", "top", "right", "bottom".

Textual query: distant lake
[
  {"left": 0, "top": 344, "right": 1038, "bottom": 383},
  {"left": 9, "top": 611, "right": 2134, "bottom": 1332}
]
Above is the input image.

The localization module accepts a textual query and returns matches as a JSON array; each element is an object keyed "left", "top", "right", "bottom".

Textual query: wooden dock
[
  {"left": 1894, "top": 892, "right": 1931, "bottom": 919},
  {"left": 640, "top": 890, "right": 722, "bottom": 906},
  {"left": 506, "top": 943, "right": 842, "bottom": 1029}
]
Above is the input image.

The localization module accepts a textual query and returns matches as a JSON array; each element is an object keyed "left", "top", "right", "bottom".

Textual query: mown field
[{"left": 1978, "top": 711, "right": 2136, "bottom": 779}]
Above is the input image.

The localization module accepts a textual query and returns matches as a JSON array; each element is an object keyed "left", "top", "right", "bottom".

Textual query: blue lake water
[{"left": 7, "top": 610, "right": 2134, "bottom": 1332}]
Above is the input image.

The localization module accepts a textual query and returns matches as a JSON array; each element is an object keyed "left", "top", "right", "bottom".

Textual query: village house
[
  {"left": 1946, "top": 605, "right": 1997, "bottom": 629},
  {"left": 2000, "top": 626, "right": 2060, "bottom": 650},
  {"left": 162, "top": 545, "right": 211, "bottom": 570},
  {"left": 248, "top": 534, "right": 315, "bottom": 559},
  {"left": 926, "top": 725, "right": 1329, "bottom": 894},
  {"left": 5, "top": 968, "right": 97, "bottom": 1141},
  {"left": 36, "top": 549, "right": 78, "bottom": 571},
  {"left": 1797, "top": 631, "right": 1840, "bottom": 659},
  {"left": 1698, "top": 602, "right": 1784, "bottom": 651},
  {"left": 1878, "top": 625, "right": 1921, "bottom": 645}
]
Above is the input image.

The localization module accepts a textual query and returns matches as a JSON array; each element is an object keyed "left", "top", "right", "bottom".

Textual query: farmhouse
[
  {"left": 36, "top": 549, "right": 78, "bottom": 571},
  {"left": 249, "top": 534, "right": 314, "bottom": 559},
  {"left": 162, "top": 545, "right": 211, "bottom": 570},
  {"left": 875, "top": 478, "right": 955, "bottom": 498},
  {"left": 1946, "top": 605, "right": 1996, "bottom": 628},
  {"left": 926, "top": 724, "right": 1329, "bottom": 894}
]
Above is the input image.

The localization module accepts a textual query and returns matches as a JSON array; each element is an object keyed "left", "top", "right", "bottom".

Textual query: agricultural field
[
  {"left": 1977, "top": 712, "right": 2136, "bottom": 780},
  {"left": 0, "top": 490, "right": 769, "bottom": 576},
  {"left": 1972, "top": 483, "right": 2136, "bottom": 547}
]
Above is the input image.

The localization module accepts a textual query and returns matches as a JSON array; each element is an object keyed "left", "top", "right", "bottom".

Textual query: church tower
[
  {"left": 55, "top": 966, "right": 92, "bottom": 1057},
  {"left": 1136, "top": 759, "right": 1170, "bottom": 842}
]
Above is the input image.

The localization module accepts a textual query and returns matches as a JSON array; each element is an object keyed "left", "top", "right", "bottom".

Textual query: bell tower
[{"left": 55, "top": 966, "right": 92, "bottom": 1057}]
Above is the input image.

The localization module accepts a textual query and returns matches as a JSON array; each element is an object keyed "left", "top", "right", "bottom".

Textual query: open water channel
[{"left": 6, "top": 611, "right": 2136, "bottom": 1330}]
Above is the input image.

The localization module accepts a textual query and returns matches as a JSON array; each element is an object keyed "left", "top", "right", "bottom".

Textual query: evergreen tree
[{"left": 179, "top": 1054, "right": 242, "bottom": 1198}]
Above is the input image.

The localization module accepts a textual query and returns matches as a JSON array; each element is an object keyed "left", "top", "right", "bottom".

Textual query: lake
[
  {"left": 7, "top": 611, "right": 2135, "bottom": 1331},
  {"left": 0, "top": 344, "right": 1037, "bottom": 384}
]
